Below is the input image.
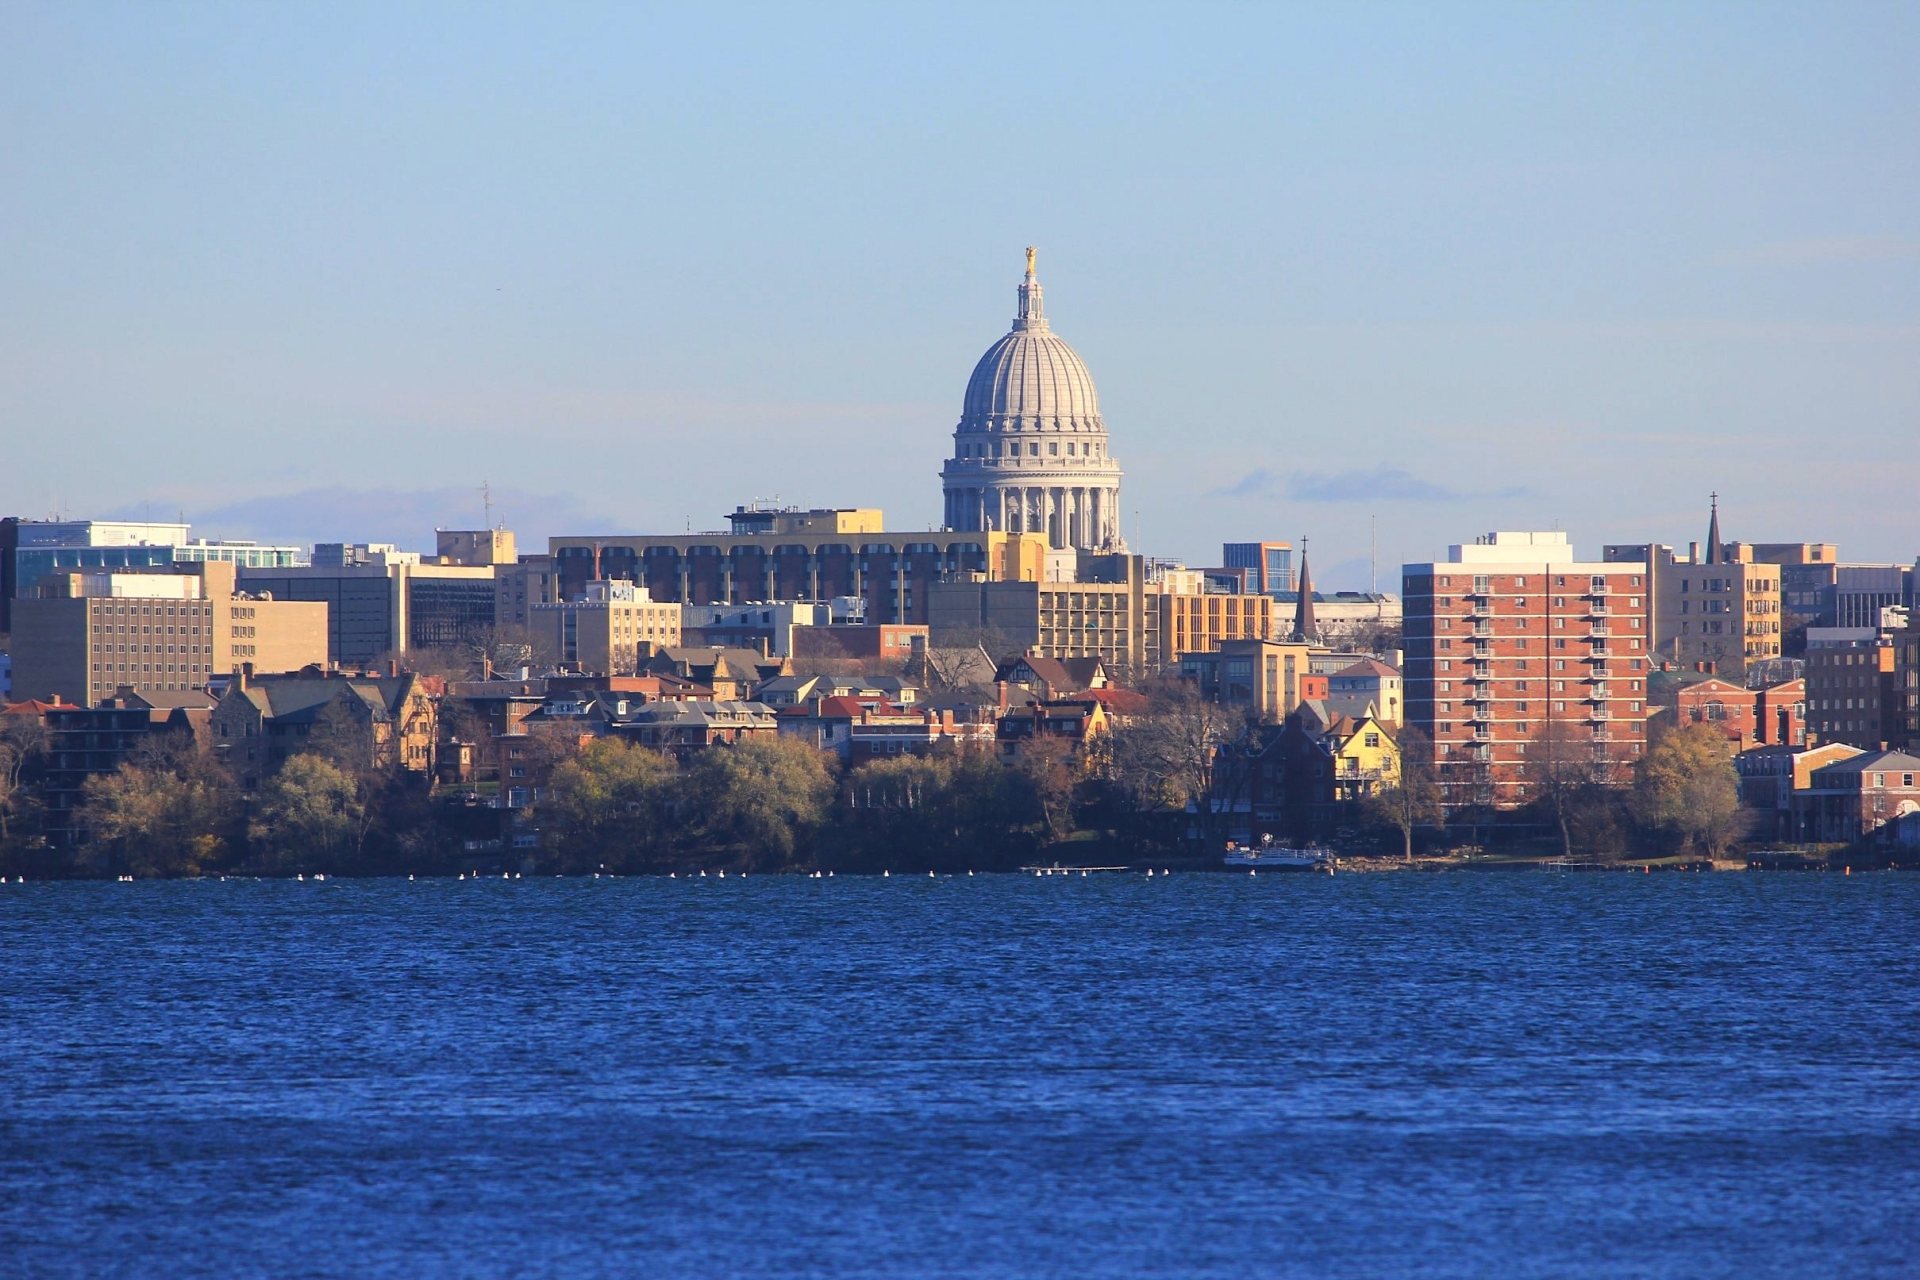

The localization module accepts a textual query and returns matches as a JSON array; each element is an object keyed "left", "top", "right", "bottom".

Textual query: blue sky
[{"left": 3, "top": 2, "right": 1916, "bottom": 587}]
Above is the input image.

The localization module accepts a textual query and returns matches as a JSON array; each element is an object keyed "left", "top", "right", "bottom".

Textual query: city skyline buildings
[{"left": 2, "top": 7, "right": 1915, "bottom": 582}]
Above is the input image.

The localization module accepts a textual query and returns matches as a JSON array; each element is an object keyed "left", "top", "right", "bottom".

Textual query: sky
[{"left": 3, "top": 2, "right": 1916, "bottom": 589}]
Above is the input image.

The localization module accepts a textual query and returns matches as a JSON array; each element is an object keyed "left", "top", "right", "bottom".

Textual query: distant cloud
[
  {"left": 114, "top": 486, "right": 621, "bottom": 553},
  {"left": 1285, "top": 467, "right": 1529, "bottom": 504},
  {"left": 1211, "top": 469, "right": 1282, "bottom": 498}
]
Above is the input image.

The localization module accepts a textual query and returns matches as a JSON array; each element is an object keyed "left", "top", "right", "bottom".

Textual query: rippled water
[{"left": 2, "top": 872, "right": 1916, "bottom": 1279}]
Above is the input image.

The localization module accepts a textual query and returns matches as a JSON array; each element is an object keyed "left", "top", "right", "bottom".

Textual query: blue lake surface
[{"left": 2, "top": 872, "right": 1917, "bottom": 1279}]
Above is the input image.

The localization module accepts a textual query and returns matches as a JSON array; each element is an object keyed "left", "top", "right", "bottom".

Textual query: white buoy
[
  {"left": 719, "top": 870, "right": 726, "bottom": 879},
  {"left": 408, "top": 874, "right": 415, "bottom": 881},
  {"left": 1146, "top": 868, "right": 1154, "bottom": 877},
  {"left": 297, "top": 873, "right": 305, "bottom": 882},
  {"left": 929, "top": 870, "right": 936, "bottom": 878},
  {"left": 883, "top": 870, "right": 890, "bottom": 878},
  {"left": 968, "top": 870, "right": 974, "bottom": 876},
  {"left": 1249, "top": 868, "right": 1257, "bottom": 876}
]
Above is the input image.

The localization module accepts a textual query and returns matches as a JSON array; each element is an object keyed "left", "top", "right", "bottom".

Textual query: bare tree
[
  {"left": 1524, "top": 718, "right": 1607, "bottom": 858},
  {"left": 0, "top": 713, "right": 48, "bottom": 845},
  {"left": 1365, "top": 724, "right": 1441, "bottom": 860},
  {"left": 1101, "top": 678, "right": 1258, "bottom": 850}
]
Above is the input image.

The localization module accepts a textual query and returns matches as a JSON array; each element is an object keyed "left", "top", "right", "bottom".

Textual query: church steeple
[
  {"left": 1014, "top": 245, "right": 1047, "bottom": 331},
  {"left": 1705, "top": 492, "right": 1723, "bottom": 565},
  {"left": 1291, "top": 541, "right": 1317, "bottom": 642}
]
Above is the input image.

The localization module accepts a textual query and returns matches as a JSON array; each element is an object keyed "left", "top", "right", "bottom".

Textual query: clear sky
[{"left": 3, "top": 2, "right": 1916, "bottom": 587}]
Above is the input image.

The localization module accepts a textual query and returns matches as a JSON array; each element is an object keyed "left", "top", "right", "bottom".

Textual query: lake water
[{"left": 2, "top": 872, "right": 1916, "bottom": 1279}]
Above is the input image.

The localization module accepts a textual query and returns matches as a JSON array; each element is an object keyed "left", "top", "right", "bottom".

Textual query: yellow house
[{"left": 1329, "top": 706, "right": 1400, "bottom": 802}]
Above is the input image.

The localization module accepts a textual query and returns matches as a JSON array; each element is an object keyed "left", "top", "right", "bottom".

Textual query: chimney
[
  {"left": 238, "top": 662, "right": 253, "bottom": 691},
  {"left": 388, "top": 657, "right": 400, "bottom": 678},
  {"left": 997, "top": 680, "right": 1009, "bottom": 712}
]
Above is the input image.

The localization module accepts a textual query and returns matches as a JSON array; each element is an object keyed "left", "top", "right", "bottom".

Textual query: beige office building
[
  {"left": 928, "top": 555, "right": 1274, "bottom": 674},
  {"left": 10, "top": 562, "right": 328, "bottom": 706},
  {"left": 531, "top": 581, "right": 682, "bottom": 675}
]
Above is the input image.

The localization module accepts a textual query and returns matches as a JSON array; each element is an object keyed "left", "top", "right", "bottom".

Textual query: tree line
[{"left": 0, "top": 683, "right": 1753, "bottom": 878}]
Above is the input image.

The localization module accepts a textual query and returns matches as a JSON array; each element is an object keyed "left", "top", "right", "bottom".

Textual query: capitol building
[{"left": 940, "top": 249, "right": 1124, "bottom": 552}]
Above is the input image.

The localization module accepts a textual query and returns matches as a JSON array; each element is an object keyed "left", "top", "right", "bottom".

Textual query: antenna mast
[{"left": 480, "top": 480, "right": 494, "bottom": 530}]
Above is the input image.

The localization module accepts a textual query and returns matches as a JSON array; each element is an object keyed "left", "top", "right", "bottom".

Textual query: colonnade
[{"left": 942, "top": 483, "right": 1117, "bottom": 550}]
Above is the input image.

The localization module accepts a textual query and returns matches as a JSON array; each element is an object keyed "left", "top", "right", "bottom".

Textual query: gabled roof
[
  {"left": 996, "top": 654, "right": 1104, "bottom": 692},
  {"left": 224, "top": 673, "right": 420, "bottom": 725}
]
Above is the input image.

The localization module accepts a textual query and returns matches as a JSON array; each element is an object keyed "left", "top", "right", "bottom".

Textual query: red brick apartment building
[{"left": 1404, "top": 532, "right": 1652, "bottom": 811}]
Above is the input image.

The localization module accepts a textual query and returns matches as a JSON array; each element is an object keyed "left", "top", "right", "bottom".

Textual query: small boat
[{"left": 1223, "top": 841, "right": 1332, "bottom": 871}]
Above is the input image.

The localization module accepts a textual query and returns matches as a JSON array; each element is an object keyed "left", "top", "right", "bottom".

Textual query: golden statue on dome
[{"left": 1025, "top": 245, "right": 1037, "bottom": 275}]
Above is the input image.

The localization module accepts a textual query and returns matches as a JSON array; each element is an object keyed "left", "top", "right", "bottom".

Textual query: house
[
  {"left": 1790, "top": 749, "right": 1920, "bottom": 845},
  {"left": 1327, "top": 709, "right": 1400, "bottom": 803},
  {"left": 994, "top": 654, "right": 1109, "bottom": 703},
  {"left": 1217, "top": 705, "right": 1400, "bottom": 846},
  {"left": 1734, "top": 741, "right": 1865, "bottom": 839},
  {"left": 642, "top": 647, "right": 785, "bottom": 700},
  {"left": 604, "top": 699, "right": 779, "bottom": 760},
  {"left": 1677, "top": 677, "right": 1806, "bottom": 747},
  {"left": 996, "top": 697, "right": 1110, "bottom": 758},
  {"left": 754, "top": 673, "right": 920, "bottom": 708},
  {"left": 778, "top": 696, "right": 994, "bottom": 764},
  {"left": 210, "top": 666, "right": 438, "bottom": 789}
]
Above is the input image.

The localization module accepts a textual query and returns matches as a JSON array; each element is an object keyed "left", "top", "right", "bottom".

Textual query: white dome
[
  {"left": 962, "top": 329, "right": 1101, "bottom": 424},
  {"left": 940, "top": 249, "right": 1124, "bottom": 553}
]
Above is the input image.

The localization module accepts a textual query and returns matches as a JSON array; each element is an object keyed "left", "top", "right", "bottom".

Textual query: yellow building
[
  {"left": 1329, "top": 710, "right": 1400, "bottom": 801},
  {"left": 1177, "top": 639, "right": 1314, "bottom": 721},
  {"left": 531, "top": 581, "right": 682, "bottom": 675},
  {"left": 10, "top": 561, "right": 329, "bottom": 706},
  {"left": 930, "top": 555, "right": 1275, "bottom": 674}
]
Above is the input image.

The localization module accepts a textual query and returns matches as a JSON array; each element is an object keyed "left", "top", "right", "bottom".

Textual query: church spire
[
  {"left": 1291, "top": 541, "right": 1317, "bottom": 642},
  {"left": 1705, "top": 492, "right": 1723, "bottom": 565},
  {"left": 1015, "top": 245, "right": 1047, "bottom": 331}
]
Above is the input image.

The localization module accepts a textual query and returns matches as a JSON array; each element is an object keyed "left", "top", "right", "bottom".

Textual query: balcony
[
  {"left": 1589, "top": 602, "right": 1611, "bottom": 617},
  {"left": 1589, "top": 709, "right": 1613, "bottom": 721},
  {"left": 1589, "top": 625, "right": 1610, "bottom": 638},
  {"left": 1472, "top": 625, "right": 1494, "bottom": 638},
  {"left": 1585, "top": 646, "right": 1610, "bottom": 660},
  {"left": 1470, "top": 707, "right": 1494, "bottom": 722}
]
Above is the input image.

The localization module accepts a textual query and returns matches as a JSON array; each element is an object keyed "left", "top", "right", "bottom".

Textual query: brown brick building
[{"left": 1404, "top": 532, "right": 1652, "bottom": 811}]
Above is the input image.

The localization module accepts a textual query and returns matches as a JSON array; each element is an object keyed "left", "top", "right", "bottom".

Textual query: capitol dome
[
  {"left": 961, "top": 318, "right": 1102, "bottom": 423},
  {"left": 940, "top": 249, "right": 1125, "bottom": 552}
]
